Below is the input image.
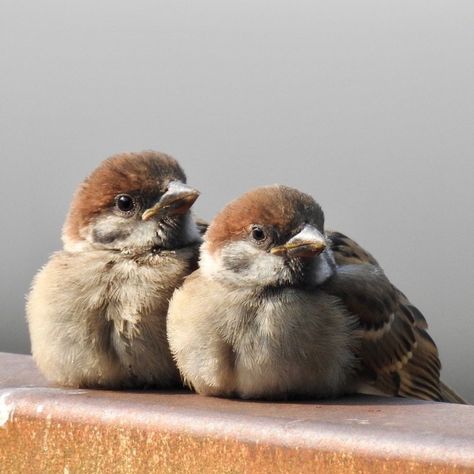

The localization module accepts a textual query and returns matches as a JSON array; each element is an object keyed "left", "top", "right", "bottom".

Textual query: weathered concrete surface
[{"left": 1, "top": 352, "right": 473, "bottom": 473}]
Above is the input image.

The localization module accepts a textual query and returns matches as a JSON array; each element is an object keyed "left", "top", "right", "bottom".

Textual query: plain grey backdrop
[{"left": 1, "top": 1, "right": 473, "bottom": 401}]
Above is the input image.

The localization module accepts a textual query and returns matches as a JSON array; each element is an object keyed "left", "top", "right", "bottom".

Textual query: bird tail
[{"left": 439, "top": 380, "right": 468, "bottom": 404}]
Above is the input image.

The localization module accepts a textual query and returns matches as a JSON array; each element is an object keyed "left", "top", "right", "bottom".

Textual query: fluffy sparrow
[
  {"left": 27, "top": 151, "right": 201, "bottom": 388},
  {"left": 167, "top": 185, "right": 465, "bottom": 403}
]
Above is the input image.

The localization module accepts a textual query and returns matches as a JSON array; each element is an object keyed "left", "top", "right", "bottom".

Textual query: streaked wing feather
[
  {"left": 327, "top": 230, "right": 378, "bottom": 266},
  {"left": 324, "top": 231, "right": 446, "bottom": 402}
]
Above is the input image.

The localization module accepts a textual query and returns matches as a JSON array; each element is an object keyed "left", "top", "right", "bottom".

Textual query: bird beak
[
  {"left": 271, "top": 224, "right": 327, "bottom": 258},
  {"left": 142, "top": 181, "right": 200, "bottom": 221}
]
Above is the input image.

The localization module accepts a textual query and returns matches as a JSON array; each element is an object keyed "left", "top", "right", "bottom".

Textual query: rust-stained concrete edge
[
  {"left": 1, "top": 385, "right": 474, "bottom": 469},
  {"left": 0, "top": 392, "right": 16, "bottom": 428}
]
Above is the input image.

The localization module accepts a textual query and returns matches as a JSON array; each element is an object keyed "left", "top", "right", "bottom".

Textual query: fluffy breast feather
[{"left": 27, "top": 246, "right": 197, "bottom": 388}]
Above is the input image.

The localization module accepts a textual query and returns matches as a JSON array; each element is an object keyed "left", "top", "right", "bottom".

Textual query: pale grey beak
[
  {"left": 142, "top": 181, "right": 200, "bottom": 221},
  {"left": 271, "top": 224, "right": 327, "bottom": 258}
]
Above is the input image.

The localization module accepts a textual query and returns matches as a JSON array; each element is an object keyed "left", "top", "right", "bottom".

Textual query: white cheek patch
[
  {"left": 200, "top": 241, "right": 289, "bottom": 287},
  {"left": 128, "top": 220, "right": 162, "bottom": 247},
  {"left": 201, "top": 240, "right": 337, "bottom": 287},
  {"left": 63, "top": 212, "right": 200, "bottom": 253},
  {"left": 87, "top": 215, "right": 158, "bottom": 249},
  {"left": 240, "top": 246, "right": 288, "bottom": 286}
]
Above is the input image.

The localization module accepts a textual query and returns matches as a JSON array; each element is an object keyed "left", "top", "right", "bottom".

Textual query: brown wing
[
  {"left": 324, "top": 231, "right": 460, "bottom": 402},
  {"left": 327, "top": 230, "right": 379, "bottom": 266}
]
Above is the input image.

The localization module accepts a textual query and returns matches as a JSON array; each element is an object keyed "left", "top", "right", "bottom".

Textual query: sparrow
[
  {"left": 27, "top": 151, "right": 202, "bottom": 389},
  {"left": 167, "top": 185, "right": 465, "bottom": 403}
]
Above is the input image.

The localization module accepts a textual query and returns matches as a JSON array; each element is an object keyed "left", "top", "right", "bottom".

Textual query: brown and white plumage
[
  {"left": 168, "top": 185, "right": 465, "bottom": 403},
  {"left": 325, "top": 231, "right": 464, "bottom": 403},
  {"left": 27, "top": 151, "right": 201, "bottom": 389}
]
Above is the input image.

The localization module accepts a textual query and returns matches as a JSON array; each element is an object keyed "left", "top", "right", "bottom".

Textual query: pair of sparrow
[{"left": 27, "top": 151, "right": 465, "bottom": 403}]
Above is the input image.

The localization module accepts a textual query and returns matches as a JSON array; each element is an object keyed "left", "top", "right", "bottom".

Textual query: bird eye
[
  {"left": 115, "top": 194, "right": 135, "bottom": 213},
  {"left": 251, "top": 226, "right": 266, "bottom": 241}
]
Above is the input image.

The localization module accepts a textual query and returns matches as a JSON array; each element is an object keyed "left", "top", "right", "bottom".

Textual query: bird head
[
  {"left": 62, "top": 151, "right": 201, "bottom": 253},
  {"left": 200, "top": 185, "right": 335, "bottom": 288}
]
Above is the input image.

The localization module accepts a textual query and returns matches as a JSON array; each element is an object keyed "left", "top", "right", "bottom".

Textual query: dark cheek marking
[
  {"left": 222, "top": 253, "right": 252, "bottom": 274},
  {"left": 92, "top": 228, "right": 131, "bottom": 244}
]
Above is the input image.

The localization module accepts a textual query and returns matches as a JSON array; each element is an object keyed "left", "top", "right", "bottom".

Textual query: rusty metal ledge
[{"left": 1, "top": 352, "right": 473, "bottom": 473}]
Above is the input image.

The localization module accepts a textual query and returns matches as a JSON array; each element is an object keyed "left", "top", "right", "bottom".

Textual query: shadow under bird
[
  {"left": 168, "top": 185, "right": 466, "bottom": 403},
  {"left": 27, "top": 151, "right": 201, "bottom": 388}
]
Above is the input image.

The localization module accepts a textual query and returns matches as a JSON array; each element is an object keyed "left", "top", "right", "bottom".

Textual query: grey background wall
[{"left": 1, "top": 1, "right": 473, "bottom": 401}]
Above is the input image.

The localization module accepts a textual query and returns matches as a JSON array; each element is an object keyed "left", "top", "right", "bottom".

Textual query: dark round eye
[
  {"left": 115, "top": 194, "right": 135, "bottom": 212},
  {"left": 251, "top": 226, "right": 266, "bottom": 241}
]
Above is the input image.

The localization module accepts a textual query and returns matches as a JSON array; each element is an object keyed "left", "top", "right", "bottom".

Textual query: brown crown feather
[
  {"left": 205, "top": 185, "right": 324, "bottom": 254},
  {"left": 63, "top": 151, "right": 186, "bottom": 242}
]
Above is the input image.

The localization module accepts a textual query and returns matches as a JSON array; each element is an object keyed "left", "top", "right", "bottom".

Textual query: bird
[
  {"left": 27, "top": 151, "right": 202, "bottom": 389},
  {"left": 167, "top": 184, "right": 466, "bottom": 403}
]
